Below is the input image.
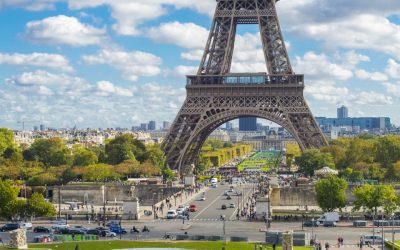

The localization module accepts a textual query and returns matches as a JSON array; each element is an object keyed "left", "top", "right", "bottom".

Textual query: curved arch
[{"left": 177, "top": 108, "right": 301, "bottom": 171}]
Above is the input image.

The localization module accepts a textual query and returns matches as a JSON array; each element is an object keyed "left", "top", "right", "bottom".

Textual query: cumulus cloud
[
  {"left": 67, "top": 0, "right": 215, "bottom": 35},
  {"left": 294, "top": 52, "right": 353, "bottom": 81},
  {"left": 355, "top": 69, "right": 388, "bottom": 82},
  {"left": 6, "top": 70, "right": 83, "bottom": 86},
  {"left": 82, "top": 48, "right": 162, "bottom": 81},
  {"left": 96, "top": 80, "right": 133, "bottom": 97},
  {"left": 25, "top": 15, "right": 106, "bottom": 47},
  {"left": 147, "top": 22, "right": 208, "bottom": 49},
  {"left": 386, "top": 59, "right": 400, "bottom": 79},
  {"left": 173, "top": 65, "right": 198, "bottom": 77},
  {"left": 0, "top": 52, "right": 73, "bottom": 72},
  {"left": 0, "top": 0, "right": 58, "bottom": 11}
]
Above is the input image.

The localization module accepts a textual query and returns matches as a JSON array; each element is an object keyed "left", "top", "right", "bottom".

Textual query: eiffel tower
[{"left": 162, "top": 0, "right": 328, "bottom": 172}]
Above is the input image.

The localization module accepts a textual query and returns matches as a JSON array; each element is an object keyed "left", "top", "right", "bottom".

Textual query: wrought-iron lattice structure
[{"left": 162, "top": 0, "right": 328, "bottom": 173}]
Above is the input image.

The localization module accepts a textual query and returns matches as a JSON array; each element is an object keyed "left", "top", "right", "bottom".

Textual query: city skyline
[{"left": 1, "top": 1, "right": 400, "bottom": 129}]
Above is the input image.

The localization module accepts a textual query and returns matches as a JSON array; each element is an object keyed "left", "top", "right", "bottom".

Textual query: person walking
[{"left": 325, "top": 242, "right": 329, "bottom": 250}]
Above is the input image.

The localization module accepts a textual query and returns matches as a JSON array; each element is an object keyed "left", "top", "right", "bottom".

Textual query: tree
[
  {"left": 146, "top": 144, "right": 166, "bottom": 168},
  {"left": 73, "top": 147, "right": 98, "bottom": 166},
  {"left": 105, "top": 135, "right": 147, "bottom": 164},
  {"left": 0, "top": 128, "right": 15, "bottom": 156},
  {"left": 23, "top": 138, "right": 71, "bottom": 167},
  {"left": 353, "top": 184, "right": 399, "bottom": 215},
  {"left": 138, "top": 160, "right": 161, "bottom": 177},
  {"left": 0, "top": 180, "right": 20, "bottom": 219},
  {"left": 295, "top": 149, "right": 335, "bottom": 176},
  {"left": 27, "top": 192, "right": 56, "bottom": 217},
  {"left": 82, "top": 164, "right": 119, "bottom": 182},
  {"left": 315, "top": 177, "right": 348, "bottom": 212},
  {"left": 161, "top": 165, "right": 175, "bottom": 180},
  {"left": 286, "top": 143, "right": 301, "bottom": 169}
]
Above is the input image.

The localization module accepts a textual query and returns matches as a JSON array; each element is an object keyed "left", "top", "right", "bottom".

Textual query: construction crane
[{"left": 17, "top": 120, "right": 40, "bottom": 131}]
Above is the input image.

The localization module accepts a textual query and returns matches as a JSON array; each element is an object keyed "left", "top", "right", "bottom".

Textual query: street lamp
[
  {"left": 102, "top": 179, "right": 107, "bottom": 227},
  {"left": 392, "top": 214, "right": 395, "bottom": 250},
  {"left": 311, "top": 218, "right": 315, "bottom": 243},
  {"left": 221, "top": 215, "right": 226, "bottom": 244}
]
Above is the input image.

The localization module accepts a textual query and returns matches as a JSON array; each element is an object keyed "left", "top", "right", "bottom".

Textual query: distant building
[
  {"left": 239, "top": 117, "right": 257, "bottom": 131},
  {"left": 33, "top": 126, "right": 38, "bottom": 132},
  {"left": 163, "top": 121, "right": 171, "bottom": 130},
  {"left": 39, "top": 124, "right": 46, "bottom": 131},
  {"left": 337, "top": 105, "right": 348, "bottom": 119},
  {"left": 148, "top": 121, "right": 156, "bottom": 131},
  {"left": 140, "top": 123, "right": 148, "bottom": 131},
  {"left": 225, "top": 122, "right": 233, "bottom": 131},
  {"left": 316, "top": 117, "right": 391, "bottom": 131}
]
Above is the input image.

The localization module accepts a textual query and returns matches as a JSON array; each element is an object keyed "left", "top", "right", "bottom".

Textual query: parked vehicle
[
  {"left": 73, "top": 225, "right": 87, "bottom": 232},
  {"left": 363, "top": 235, "right": 383, "bottom": 244},
  {"left": 20, "top": 222, "right": 33, "bottom": 230},
  {"left": 226, "top": 195, "right": 232, "bottom": 200},
  {"left": 101, "top": 230, "right": 116, "bottom": 237},
  {"left": 200, "top": 196, "right": 206, "bottom": 201},
  {"left": 317, "top": 212, "right": 339, "bottom": 224},
  {"left": 166, "top": 210, "right": 177, "bottom": 219},
  {"left": 0, "top": 223, "right": 20, "bottom": 232},
  {"left": 323, "top": 221, "right": 336, "bottom": 227},
  {"left": 109, "top": 225, "right": 127, "bottom": 234},
  {"left": 221, "top": 204, "right": 227, "bottom": 210},
  {"left": 68, "top": 229, "right": 85, "bottom": 234},
  {"left": 302, "top": 220, "right": 319, "bottom": 227},
  {"left": 229, "top": 204, "right": 235, "bottom": 208},
  {"left": 189, "top": 204, "right": 197, "bottom": 212},
  {"left": 33, "top": 226, "right": 51, "bottom": 233},
  {"left": 106, "top": 220, "right": 119, "bottom": 227},
  {"left": 86, "top": 229, "right": 102, "bottom": 236}
]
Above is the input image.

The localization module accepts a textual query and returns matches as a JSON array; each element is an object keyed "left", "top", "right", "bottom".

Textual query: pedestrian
[
  {"left": 359, "top": 237, "right": 364, "bottom": 250},
  {"left": 340, "top": 237, "right": 344, "bottom": 246},
  {"left": 325, "top": 242, "right": 329, "bottom": 250}
]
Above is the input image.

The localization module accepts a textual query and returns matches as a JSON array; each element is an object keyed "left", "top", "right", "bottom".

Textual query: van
[
  {"left": 317, "top": 212, "right": 339, "bottom": 224},
  {"left": 210, "top": 178, "right": 218, "bottom": 184},
  {"left": 363, "top": 235, "right": 383, "bottom": 244},
  {"left": 166, "top": 210, "right": 177, "bottom": 219}
]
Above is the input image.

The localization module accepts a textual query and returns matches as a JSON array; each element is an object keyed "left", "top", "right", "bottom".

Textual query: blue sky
[{"left": 1, "top": 0, "right": 400, "bottom": 129}]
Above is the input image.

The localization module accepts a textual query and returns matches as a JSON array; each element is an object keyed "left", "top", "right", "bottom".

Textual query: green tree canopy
[
  {"left": 146, "top": 144, "right": 166, "bottom": 168},
  {"left": 28, "top": 192, "right": 56, "bottom": 217},
  {"left": 82, "top": 164, "right": 119, "bottom": 182},
  {"left": 23, "top": 138, "right": 71, "bottom": 167},
  {"left": 0, "top": 128, "right": 15, "bottom": 157},
  {"left": 295, "top": 149, "right": 335, "bottom": 176},
  {"left": 105, "top": 134, "right": 148, "bottom": 164},
  {"left": 73, "top": 146, "right": 98, "bottom": 166},
  {"left": 353, "top": 184, "right": 399, "bottom": 215},
  {"left": 0, "top": 180, "right": 20, "bottom": 219},
  {"left": 315, "top": 176, "right": 348, "bottom": 212}
]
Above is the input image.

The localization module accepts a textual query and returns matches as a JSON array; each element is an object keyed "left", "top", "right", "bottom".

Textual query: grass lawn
[
  {"left": 238, "top": 151, "right": 282, "bottom": 172},
  {"left": 26, "top": 240, "right": 313, "bottom": 250}
]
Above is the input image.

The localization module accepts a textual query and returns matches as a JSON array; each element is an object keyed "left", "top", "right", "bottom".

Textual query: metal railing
[{"left": 186, "top": 74, "right": 304, "bottom": 86}]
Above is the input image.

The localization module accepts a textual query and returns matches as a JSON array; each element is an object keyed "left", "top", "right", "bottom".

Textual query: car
[
  {"left": 220, "top": 182, "right": 224, "bottom": 185},
  {"left": 109, "top": 226, "right": 127, "bottom": 234},
  {"left": 226, "top": 195, "right": 232, "bottom": 200},
  {"left": 229, "top": 204, "right": 235, "bottom": 208},
  {"left": 20, "top": 222, "right": 33, "bottom": 230},
  {"left": 200, "top": 196, "right": 206, "bottom": 201},
  {"left": 68, "top": 229, "right": 85, "bottom": 234},
  {"left": 73, "top": 225, "right": 87, "bottom": 232},
  {"left": 363, "top": 235, "right": 383, "bottom": 244},
  {"left": 223, "top": 191, "right": 229, "bottom": 196},
  {"left": 323, "top": 221, "right": 336, "bottom": 227},
  {"left": 52, "top": 223, "right": 69, "bottom": 230},
  {"left": 56, "top": 228, "right": 71, "bottom": 234},
  {"left": 101, "top": 229, "right": 116, "bottom": 237},
  {"left": 33, "top": 226, "right": 51, "bottom": 233},
  {"left": 221, "top": 204, "right": 227, "bottom": 210},
  {"left": 106, "top": 220, "right": 119, "bottom": 227},
  {"left": 0, "top": 223, "right": 20, "bottom": 232},
  {"left": 86, "top": 229, "right": 102, "bottom": 236},
  {"left": 302, "top": 220, "right": 319, "bottom": 227},
  {"left": 189, "top": 204, "right": 197, "bottom": 212},
  {"left": 176, "top": 208, "right": 184, "bottom": 214},
  {"left": 166, "top": 210, "right": 177, "bottom": 219},
  {"left": 212, "top": 183, "right": 218, "bottom": 188}
]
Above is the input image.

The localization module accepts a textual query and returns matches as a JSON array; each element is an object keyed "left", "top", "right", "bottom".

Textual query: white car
[
  {"left": 362, "top": 235, "right": 383, "bottom": 244},
  {"left": 20, "top": 223, "right": 33, "bottom": 230},
  {"left": 166, "top": 210, "right": 177, "bottom": 219},
  {"left": 200, "top": 196, "right": 206, "bottom": 201},
  {"left": 103, "top": 230, "right": 117, "bottom": 237}
]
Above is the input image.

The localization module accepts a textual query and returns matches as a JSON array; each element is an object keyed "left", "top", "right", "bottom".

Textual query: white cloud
[
  {"left": 37, "top": 85, "right": 54, "bottom": 96},
  {"left": 355, "top": 69, "right": 388, "bottom": 82},
  {"left": 147, "top": 22, "right": 208, "bottom": 49},
  {"left": 25, "top": 15, "right": 106, "bottom": 47},
  {"left": 67, "top": 0, "right": 215, "bottom": 36},
  {"left": 349, "top": 91, "right": 393, "bottom": 106},
  {"left": 0, "top": 52, "right": 73, "bottom": 72},
  {"left": 386, "top": 59, "right": 400, "bottom": 79},
  {"left": 6, "top": 70, "right": 85, "bottom": 86},
  {"left": 96, "top": 80, "right": 133, "bottom": 97},
  {"left": 181, "top": 50, "right": 204, "bottom": 61},
  {"left": 82, "top": 48, "right": 162, "bottom": 81},
  {"left": 383, "top": 82, "right": 400, "bottom": 97},
  {"left": 305, "top": 81, "right": 349, "bottom": 104},
  {"left": 294, "top": 52, "right": 353, "bottom": 81},
  {"left": 173, "top": 65, "right": 198, "bottom": 77},
  {"left": 0, "top": 0, "right": 58, "bottom": 11}
]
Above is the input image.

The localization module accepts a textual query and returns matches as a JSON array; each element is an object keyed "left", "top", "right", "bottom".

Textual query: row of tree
[
  {"left": 0, "top": 129, "right": 174, "bottom": 185},
  {"left": 315, "top": 176, "right": 400, "bottom": 216},
  {"left": 294, "top": 135, "right": 400, "bottom": 181},
  {"left": 0, "top": 180, "right": 55, "bottom": 220}
]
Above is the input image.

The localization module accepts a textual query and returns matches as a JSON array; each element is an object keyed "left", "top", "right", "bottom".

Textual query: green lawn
[
  {"left": 238, "top": 151, "right": 282, "bottom": 172},
  {"left": 27, "top": 240, "right": 313, "bottom": 250}
]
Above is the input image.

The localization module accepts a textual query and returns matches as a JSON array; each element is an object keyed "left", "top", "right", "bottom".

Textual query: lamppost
[
  {"left": 372, "top": 214, "right": 375, "bottom": 245},
  {"left": 221, "top": 215, "right": 226, "bottom": 244},
  {"left": 311, "top": 218, "right": 315, "bottom": 243},
  {"left": 102, "top": 179, "right": 107, "bottom": 227},
  {"left": 382, "top": 225, "right": 385, "bottom": 250},
  {"left": 58, "top": 178, "right": 63, "bottom": 219},
  {"left": 392, "top": 214, "right": 395, "bottom": 250}
]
